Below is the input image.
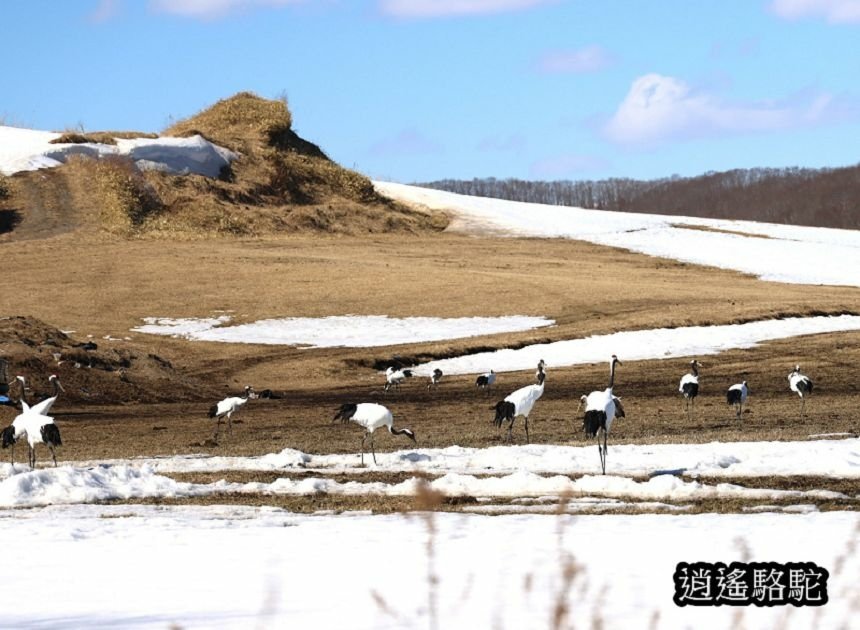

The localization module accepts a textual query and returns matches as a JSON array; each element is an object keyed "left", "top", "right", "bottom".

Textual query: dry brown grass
[{"left": 49, "top": 131, "right": 159, "bottom": 145}]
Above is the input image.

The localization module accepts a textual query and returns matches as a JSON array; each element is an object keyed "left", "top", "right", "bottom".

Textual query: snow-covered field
[
  {"left": 0, "top": 504, "right": 856, "bottom": 630},
  {"left": 132, "top": 314, "right": 555, "bottom": 347},
  {"left": 375, "top": 181, "right": 860, "bottom": 288}
]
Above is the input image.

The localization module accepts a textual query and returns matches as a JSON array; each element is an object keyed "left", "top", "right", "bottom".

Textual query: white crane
[
  {"left": 332, "top": 402, "right": 416, "bottom": 465},
  {"left": 208, "top": 385, "right": 255, "bottom": 439},
  {"left": 580, "top": 355, "right": 622, "bottom": 475},
  {"left": 475, "top": 369, "right": 496, "bottom": 393},
  {"left": 492, "top": 369, "right": 546, "bottom": 443},
  {"left": 726, "top": 380, "right": 749, "bottom": 418},
  {"left": 384, "top": 367, "right": 413, "bottom": 392},
  {"left": 788, "top": 365, "right": 813, "bottom": 416},
  {"left": 4, "top": 390, "right": 62, "bottom": 468},
  {"left": 679, "top": 359, "right": 701, "bottom": 420},
  {"left": 427, "top": 368, "right": 443, "bottom": 390}
]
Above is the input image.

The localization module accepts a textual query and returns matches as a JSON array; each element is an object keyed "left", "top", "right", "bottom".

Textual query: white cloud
[
  {"left": 378, "top": 0, "right": 555, "bottom": 18},
  {"left": 149, "top": 0, "right": 305, "bottom": 19},
  {"left": 769, "top": 0, "right": 860, "bottom": 23},
  {"left": 89, "top": 0, "right": 120, "bottom": 23},
  {"left": 604, "top": 73, "right": 847, "bottom": 145},
  {"left": 535, "top": 45, "right": 614, "bottom": 74}
]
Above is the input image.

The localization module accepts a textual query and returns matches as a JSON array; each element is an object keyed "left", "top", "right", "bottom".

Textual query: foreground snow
[
  {"left": 375, "top": 182, "right": 860, "bottom": 288},
  {"left": 0, "top": 125, "right": 236, "bottom": 177},
  {"left": 132, "top": 314, "right": 554, "bottom": 347},
  {"left": 0, "top": 504, "right": 856, "bottom": 629},
  {"left": 1, "top": 438, "right": 857, "bottom": 509}
]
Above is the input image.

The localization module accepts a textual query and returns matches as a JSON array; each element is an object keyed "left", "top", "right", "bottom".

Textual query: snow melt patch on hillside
[
  {"left": 414, "top": 314, "right": 860, "bottom": 375},
  {"left": 0, "top": 125, "right": 236, "bottom": 177},
  {"left": 133, "top": 314, "right": 554, "bottom": 347},
  {"left": 374, "top": 181, "right": 860, "bottom": 287}
]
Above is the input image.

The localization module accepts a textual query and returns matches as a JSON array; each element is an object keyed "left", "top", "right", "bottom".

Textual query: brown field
[{"left": 1, "top": 159, "right": 859, "bottom": 513}]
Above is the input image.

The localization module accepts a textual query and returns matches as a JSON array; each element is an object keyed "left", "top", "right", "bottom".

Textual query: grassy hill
[{"left": 2, "top": 92, "right": 448, "bottom": 238}]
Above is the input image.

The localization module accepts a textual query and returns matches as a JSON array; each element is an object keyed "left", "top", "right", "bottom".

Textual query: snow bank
[
  {"left": 375, "top": 182, "right": 860, "bottom": 288},
  {"left": 0, "top": 125, "right": 236, "bottom": 177},
  {"left": 415, "top": 314, "right": 860, "bottom": 375},
  {"left": 133, "top": 314, "right": 554, "bottom": 347},
  {"left": 124, "top": 438, "right": 860, "bottom": 479},
  {"left": 0, "top": 505, "right": 856, "bottom": 630}
]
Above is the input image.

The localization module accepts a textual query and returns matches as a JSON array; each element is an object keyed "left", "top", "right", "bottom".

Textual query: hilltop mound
[
  {"left": 0, "top": 93, "right": 447, "bottom": 238},
  {"left": 0, "top": 316, "right": 216, "bottom": 405}
]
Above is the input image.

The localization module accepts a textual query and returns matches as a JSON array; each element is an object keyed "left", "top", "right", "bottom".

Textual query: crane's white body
[
  {"left": 494, "top": 371, "right": 545, "bottom": 443},
  {"left": 428, "top": 368, "right": 443, "bottom": 389},
  {"left": 788, "top": 366, "right": 813, "bottom": 416},
  {"left": 333, "top": 402, "right": 416, "bottom": 465},
  {"left": 476, "top": 370, "right": 496, "bottom": 391},
  {"left": 728, "top": 382, "right": 749, "bottom": 402},
  {"left": 384, "top": 367, "right": 412, "bottom": 392},
  {"left": 582, "top": 356, "right": 622, "bottom": 475},
  {"left": 678, "top": 373, "right": 698, "bottom": 393},
  {"left": 727, "top": 381, "right": 749, "bottom": 418},
  {"left": 209, "top": 386, "right": 254, "bottom": 438},
  {"left": 11, "top": 402, "right": 60, "bottom": 467}
]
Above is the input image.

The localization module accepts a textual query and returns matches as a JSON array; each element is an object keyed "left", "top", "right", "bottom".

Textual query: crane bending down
[
  {"left": 788, "top": 365, "right": 813, "bottom": 416},
  {"left": 493, "top": 369, "right": 546, "bottom": 443},
  {"left": 679, "top": 360, "right": 701, "bottom": 421},
  {"left": 208, "top": 386, "right": 255, "bottom": 439},
  {"left": 726, "top": 381, "right": 749, "bottom": 418},
  {"left": 384, "top": 367, "right": 413, "bottom": 392},
  {"left": 580, "top": 355, "right": 622, "bottom": 475},
  {"left": 332, "top": 402, "right": 416, "bottom": 465}
]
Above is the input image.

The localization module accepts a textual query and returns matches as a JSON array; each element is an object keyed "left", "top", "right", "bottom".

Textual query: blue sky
[{"left": 1, "top": 0, "right": 859, "bottom": 183}]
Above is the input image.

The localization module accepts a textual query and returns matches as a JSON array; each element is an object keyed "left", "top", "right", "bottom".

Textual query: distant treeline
[{"left": 417, "top": 164, "right": 860, "bottom": 229}]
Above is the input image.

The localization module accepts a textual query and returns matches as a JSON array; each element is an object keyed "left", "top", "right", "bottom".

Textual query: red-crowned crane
[
  {"left": 580, "top": 355, "right": 622, "bottom": 475},
  {"left": 5, "top": 395, "right": 62, "bottom": 468},
  {"left": 475, "top": 370, "right": 496, "bottom": 394},
  {"left": 535, "top": 359, "right": 546, "bottom": 382},
  {"left": 208, "top": 385, "right": 255, "bottom": 439},
  {"left": 788, "top": 365, "right": 813, "bottom": 416},
  {"left": 492, "top": 369, "right": 546, "bottom": 443},
  {"left": 726, "top": 380, "right": 749, "bottom": 418},
  {"left": 427, "top": 368, "right": 443, "bottom": 390},
  {"left": 679, "top": 359, "right": 701, "bottom": 420},
  {"left": 384, "top": 367, "right": 413, "bottom": 392},
  {"left": 332, "top": 402, "right": 416, "bottom": 465}
]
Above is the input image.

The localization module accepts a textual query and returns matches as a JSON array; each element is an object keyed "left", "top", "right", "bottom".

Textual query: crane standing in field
[
  {"left": 332, "top": 402, "right": 416, "bottom": 465},
  {"left": 2, "top": 375, "right": 64, "bottom": 466},
  {"left": 580, "top": 355, "right": 623, "bottom": 475},
  {"left": 427, "top": 368, "right": 443, "bottom": 390},
  {"left": 492, "top": 364, "right": 546, "bottom": 444},
  {"left": 679, "top": 359, "right": 701, "bottom": 421},
  {"left": 208, "top": 385, "right": 255, "bottom": 439},
  {"left": 476, "top": 370, "right": 496, "bottom": 394},
  {"left": 726, "top": 380, "right": 749, "bottom": 418},
  {"left": 788, "top": 365, "right": 813, "bottom": 416}
]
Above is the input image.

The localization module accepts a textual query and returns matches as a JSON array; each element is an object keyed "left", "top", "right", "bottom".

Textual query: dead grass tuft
[
  {"left": 50, "top": 131, "right": 159, "bottom": 145},
  {"left": 64, "top": 155, "right": 162, "bottom": 234}
]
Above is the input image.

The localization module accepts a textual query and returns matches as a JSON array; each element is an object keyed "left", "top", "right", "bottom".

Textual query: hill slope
[{"left": 0, "top": 93, "right": 447, "bottom": 238}]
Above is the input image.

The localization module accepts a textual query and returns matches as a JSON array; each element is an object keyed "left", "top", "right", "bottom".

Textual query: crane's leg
[
  {"left": 524, "top": 416, "right": 530, "bottom": 444},
  {"left": 227, "top": 413, "right": 233, "bottom": 436},
  {"left": 691, "top": 397, "right": 695, "bottom": 421},
  {"left": 507, "top": 418, "right": 515, "bottom": 443},
  {"left": 49, "top": 444, "right": 57, "bottom": 467},
  {"left": 360, "top": 434, "right": 366, "bottom": 466},
  {"left": 371, "top": 434, "right": 377, "bottom": 465},
  {"left": 603, "top": 430, "right": 608, "bottom": 475},
  {"left": 801, "top": 396, "right": 806, "bottom": 417},
  {"left": 213, "top": 417, "right": 221, "bottom": 440},
  {"left": 29, "top": 445, "right": 35, "bottom": 469}
]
